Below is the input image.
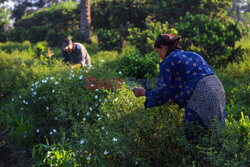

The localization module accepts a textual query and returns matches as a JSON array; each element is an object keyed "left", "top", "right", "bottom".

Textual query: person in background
[
  {"left": 133, "top": 34, "right": 226, "bottom": 139},
  {"left": 61, "top": 38, "right": 92, "bottom": 69}
]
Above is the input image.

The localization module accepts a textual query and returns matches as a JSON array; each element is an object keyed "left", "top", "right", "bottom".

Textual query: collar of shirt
[{"left": 159, "top": 49, "right": 181, "bottom": 66}]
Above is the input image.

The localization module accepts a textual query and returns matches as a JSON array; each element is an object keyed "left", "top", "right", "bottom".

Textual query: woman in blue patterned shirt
[{"left": 133, "top": 34, "right": 226, "bottom": 137}]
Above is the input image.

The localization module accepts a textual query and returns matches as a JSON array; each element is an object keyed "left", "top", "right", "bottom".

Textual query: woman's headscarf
[{"left": 154, "top": 34, "right": 182, "bottom": 57}]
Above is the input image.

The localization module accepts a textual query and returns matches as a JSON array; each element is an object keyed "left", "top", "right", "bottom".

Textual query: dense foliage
[
  {"left": 175, "top": 13, "right": 245, "bottom": 66},
  {"left": 5, "top": 1, "right": 80, "bottom": 46}
]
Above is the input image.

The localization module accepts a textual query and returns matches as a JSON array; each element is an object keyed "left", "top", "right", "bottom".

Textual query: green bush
[
  {"left": 128, "top": 16, "right": 178, "bottom": 54},
  {"left": 118, "top": 49, "right": 160, "bottom": 80},
  {"left": 7, "top": 1, "right": 79, "bottom": 46},
  {"left": 0, "top": 41, "right": 32, "bottom": 53},
  {"left": 96, "top": 28, "right": 122, "bottom": 51},
  {"left": 175, "top": 13, "right": 245, "bottom": 66}
]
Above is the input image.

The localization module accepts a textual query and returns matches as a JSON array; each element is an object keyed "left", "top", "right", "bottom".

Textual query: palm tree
[{"left": 80, "top": 0, "right": 91, "bottom": 42}]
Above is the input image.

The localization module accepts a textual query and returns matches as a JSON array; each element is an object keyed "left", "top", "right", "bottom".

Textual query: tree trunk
[{"left": 80, "top": 0, "right": 91, "bottom": 43}]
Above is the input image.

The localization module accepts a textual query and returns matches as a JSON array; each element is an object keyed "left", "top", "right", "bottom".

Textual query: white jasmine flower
[
  {"left": 77, "top": 113, "right": 79, "bottom": 116},
  {"left": 98, "top": 118, "right": 101, "bottom": 120},
  {"left": 50, "top": 77, "right": 54, "bottom": 80},
  {"left": 33, "top": 92, "right": 36, "bottom": 95},
  {"left": 104, "top": 150, "right": 108, "bottom": 155},
  {"left": 114, "top": 98, "right": 118, "bottom": 101},
  {"left": 123, "top": 81, "right": 126, "bottom": 84},
  {"left": 106, "top": 131, "right": 109, "bottom": 135},
  {"left": 21, "top": 107, "right": 24, "bottom": 110},
  {"left": 95, "top": 103, "right": 98, "bottom": 107},
  {"left": 31, "top": 88, "right": 33, "bottom": 91},
  {"left": 55, "top": 82, "right": 59, "bottom": 85},
  {"left": 95, "top": 89, "right": 98, "bottom": 91},
  {"left": 31, "top": 83, "right": 34, "bottom": 86},
  {"left": 72, "top": 74, "right": 75, "bottom": 77},
  {"left": 85, "top": 70, "right": 88, "bottom": 73},
  {"left": 83, "top": 117, "right": 86, "bottom": 121},
  {"left": 101, "top": 126, "right": 104, "bottom": 130},
  {"left": 46, "top": 77, "right": 48, "bottom": 80},
  {"left": 118, "top": 71, "right": 122, "bottom": 74},
  {"left": 90, "top": 84, "right": 94, "bottom": 87},
  {"left": 87, "top": 156, "right": 91, "bottom": 160},
  {"left": 50, "top": 131, "right": 53, "bottom": 135},
  {"left": 104, "top": 99, "right": 107, "bottom": 102},
  {"left": 95, "top": 95, "right": 98, "bottom": 99},
  {"left": 102, "top": 60, "right": 106, "bottom": 62},
  {"left": 135, "top": 162, "right": 138, "bottom": 165},
  {"left": 113, "top": 138, "right": 117, "bottom": 142},
  {"left": 89, "top": 107, "right": 92, "bottom": 111},
  {"left": 53, "top": 129, "right": 56, "bottom": 133},
  {"left": 12, "top": 98, "right": 14, "bottom": 101},
  {"left": 36, "top": 129, "right": 40, "bottom": 133},
  {"left": 46, "top": 106, "right": 49, "bottom": 110},
  {"left": 25, "top": 102, "right": 28, "bottom": 105},
  {"left": 97, "top": 114, "right": 100, "bottom": 117},
  {"left": 19, "top": 95, "right": 21, "bottom": 99},
  {"left": 91, "top": 67, "right": 95, "bottom": 70},
  {"left": 23, "top": 100, "right": 26, "bottom": 103},
  {"left": 87, "top": 112, "right": 90, "bottom": 116},
  {"left": 79, "top": 75, "right": 83, "bottom": 80},
  {"left": 80, "top": 139, "right": 84, "bottom": 144},
  {"left": 69, "top": 77, "right": 71, "bottom": 80},
  {"left": 52, "top": 89, "right": 55, "bottom": 93},
  {"left": 67, "top": 138, "right": 69, "bottom": 141}
]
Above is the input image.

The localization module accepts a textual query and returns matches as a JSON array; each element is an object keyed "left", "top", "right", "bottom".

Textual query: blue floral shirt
[{"left": 145, "top": 49, "right": 214, "bottom": 109}]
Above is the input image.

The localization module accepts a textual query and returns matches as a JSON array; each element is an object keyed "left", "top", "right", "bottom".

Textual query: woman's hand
[{"left": 133, "top": 87, "right": 146, "bottom": 97}]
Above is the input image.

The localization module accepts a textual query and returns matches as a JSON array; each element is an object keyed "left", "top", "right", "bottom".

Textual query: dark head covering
[
  {"left": 154, "top": 34, "right": 182, "bottom": 57},
  {"left": 61, "top": 38, "right": 72, "bottom": 49}
]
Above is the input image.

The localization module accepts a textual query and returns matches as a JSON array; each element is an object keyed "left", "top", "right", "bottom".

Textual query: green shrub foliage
[
  {"left": 128, "top": 16, "right": 178, "bottom": 54},
  {"left": 96, "top": 28, "right": 122, "bottom": 51},
  {"left": 175, "top": 13, "right": 245, "bottom": 66},
  {"left": 6, "top": 1, "right": 80, "bottom": 46},
  {"left": 118, "top": 49, "right": 160, "bottom": 80}
]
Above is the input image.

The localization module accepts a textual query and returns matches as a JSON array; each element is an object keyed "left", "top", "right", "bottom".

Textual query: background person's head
[
  {"left": 61, "top": 38, "right": 73, "bottom": 54},
  {"left": 154, "top": 34, "right": 182, "bottom": 60}
]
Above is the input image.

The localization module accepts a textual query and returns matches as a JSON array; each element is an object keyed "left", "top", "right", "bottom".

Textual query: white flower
[
  {"left": 106, "top": 131, "right": 109, "bottom": 135},
  {"left": 87, "top": 156, "right": 91, "bottom": 160},
  {"left": 135, "top": 161, "right": 138, "bottom": 165},
  {"left": 46, "top": 77, "right": 48, "bottom": 80},
  {"left": 33, "top": 92, "right": 36, "bottom": 95},
  {"left": 72, "top": 74, "right": 75, "bottom": 77},
  {"left": 98, "top": 118, "right": 101, "bottom": 120},
  {"left": 25, "top": 102, "right": 28, "bottom": 105},
  {"left": 118, "top": 71, "right": 122, "bottom": 74},
  {"left": 123, "top": 81, "right": 126, "bottom": 84},
  {"left": 90, "top": 84, "right": 94, "bottom": 87},
  {"left": 95, "top": 89, "right": 98, "bottom": 91},
  {"left": 86, "top": 112, "right": 90, "bottom": 116},
  {"left": 52, "top": 89, "right": 55, "bottom": 93},
  {"left": 19, "top": 95, "right": 21, "bottom": 99},
  {"left": 21, "top": 107, "right": 24, "bottom": 110},
  {"left": 53, "top": 129, "right": 56, "bottom": 133},
  {"left": 95, "top": 103, "right": 98, "bottom": 107},
  {"left": 79, "top": 75, "right": 83, "bottom": 80},
  {"left": 12, "top": 98, "right": 14, "bottom": 101},
  {"left": 83, "top": 117, "right": 86, "bottom": 121},
  {"left": 80, "top": 139, "right": 84, "bottom": 144},
  {"left": 89, "top": 107, "right": 92, "bottom": 111},
  {"left": 97, "top": 114, "right": 100, "bottom": 117},
  {"left": 23, "top": 100, "right": 26, "bottom": 103},
  {"left": 104, "top": 150, "right": 108, "bottom": 155},
  {"left": 104, "top": 99, "right": 107, "bottom": 102},
  {"left": 50, "top": 77, "right": 54, "bottom": 80},
  {"left": 55, "top": 82, "right": 59, "bottom": 85},
  {"left": 50, "top": 131, "right": 53, "bottom": 135},
  {"left": 69, "top": 77, "right": 71, "bottom": 80},
  {"left": 31, "top": 88, "right": 33, "bottom": 91},
  {"left": 95, "top": 95, "right": 98, "bottom": 99},
  {"left": 101, "top": 126, "right": 104, "bottom": 130},
  {"left": 36, "top": 129, "right": 40, "bottom": 133},
  {"left": 114, "top": 98, "right": 118, "bottom": 101},
  {"left": 85, "top": 70, "right": 88, "bottom": 73},
  {"left": 31, "top": 83, "right": 34, "bottom": 86},
  {"left": 99, "top": 99, "right": 102, "bottom": 102},
  {"left": 91, "top": 67, "right": 95, "bottom": 70},
  {"left": 46, "top": 106, "right": 49, "bottom": 110},
  {"left": 77, "top": 113, "right": 79, "bottom": 116},
  {"left": 113, "top": 138, "right": 117, "bottom": 142},
  {"left": 102, "top": 60, "right": 106, "bottom": 62}
]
